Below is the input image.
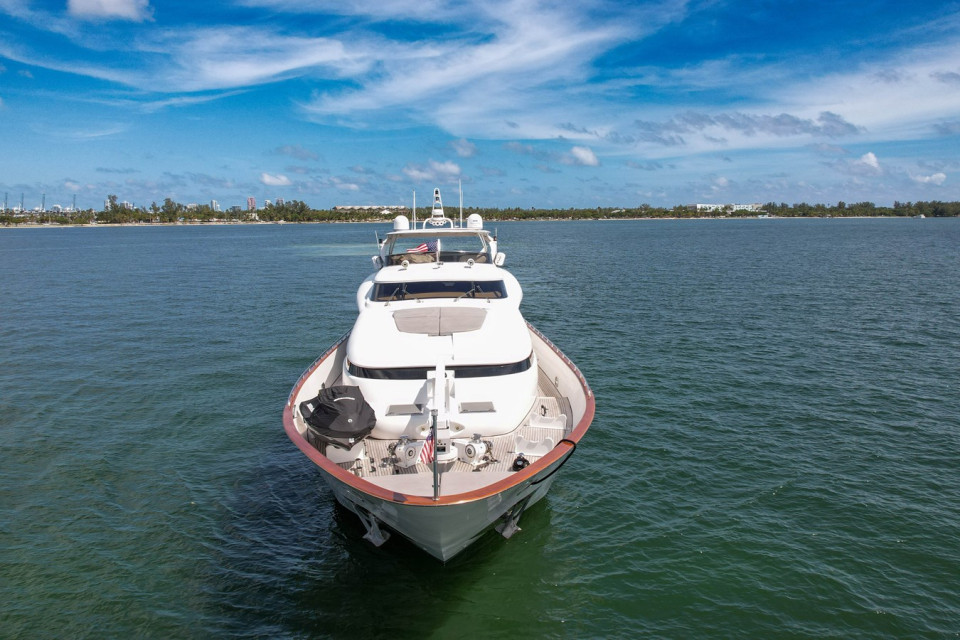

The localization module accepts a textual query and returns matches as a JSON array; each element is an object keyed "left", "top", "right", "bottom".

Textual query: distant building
[
  {"left": 211, "top": 200, "right": 220, "bottom": 212},
  {"left": 247, "top": 197, "right": 256, "bottom": 211},
  {"left": 104, "top": 198, "right": 132, "bottom": 210},
  {"left": 333, "top": 205, "right": 409, "bottom": 213},
  {"left": 689, "top": 203, "right": 763, "bottom": 213},
  {"left": 276, "top": 197, "right": 284, "bottom": 206}
]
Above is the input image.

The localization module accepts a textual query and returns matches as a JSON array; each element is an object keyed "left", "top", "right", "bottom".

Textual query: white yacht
[{"left": 283, "top": 188, "right": 594, "bottom": 561}]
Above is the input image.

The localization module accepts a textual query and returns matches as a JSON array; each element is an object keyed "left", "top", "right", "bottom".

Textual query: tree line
[{"left": 3, "top": 196, "right": 959, "bottom": 226}]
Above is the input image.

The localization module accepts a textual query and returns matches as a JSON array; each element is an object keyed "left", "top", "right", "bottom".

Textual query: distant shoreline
[{"left": 0, "top": 215, "right": 947, "bottom": 229}]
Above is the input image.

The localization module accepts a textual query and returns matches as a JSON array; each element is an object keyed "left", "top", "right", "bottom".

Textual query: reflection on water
[{"left": 201, "top": 450, "right": 556, "bottom": 638}]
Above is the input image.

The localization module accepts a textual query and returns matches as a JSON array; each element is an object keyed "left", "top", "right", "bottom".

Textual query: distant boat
[
  {"left": 916, "top": 214, "right": 926, "bottom": 218},
  {"left": 283, "top": 187, "right": 594, "bottom": 561}
]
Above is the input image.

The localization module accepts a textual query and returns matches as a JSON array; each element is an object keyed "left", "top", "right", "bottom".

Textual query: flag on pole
[
  {"left": 419, "top": 431, "right": 435, "bottom": 464},
  {"left": 408, "top": 240, "right": 438, "bottom": 253}
]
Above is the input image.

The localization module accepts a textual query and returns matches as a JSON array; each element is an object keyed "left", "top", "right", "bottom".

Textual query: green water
[{"left": 1, "top": 219, "right": 958, "bottom": 638}]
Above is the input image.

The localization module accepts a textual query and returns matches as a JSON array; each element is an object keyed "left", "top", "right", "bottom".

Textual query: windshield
[
  {"left": 385, "top": 233, "right": 488, "bottom": 264},
  {"left": 372, "top": 280, "right": 507, "bottom": 301}
]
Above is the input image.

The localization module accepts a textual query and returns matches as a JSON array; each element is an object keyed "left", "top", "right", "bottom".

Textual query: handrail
[
  {"left": 422, "top": 216, "right": 455, "bottom": 229},
  {"left": 526, "top": 322, "right": 593, "bottom": 398},
  {"left": 287, "top": 329, "right": 350, "bottom": 408}
]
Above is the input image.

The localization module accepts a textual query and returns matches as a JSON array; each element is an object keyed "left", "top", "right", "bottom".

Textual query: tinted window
[
  {"left": 373, "top": 280, "right": 506, "bottom": 301},
  {"left": 348, "top": 354, "right": 533, "bottom": 380}
]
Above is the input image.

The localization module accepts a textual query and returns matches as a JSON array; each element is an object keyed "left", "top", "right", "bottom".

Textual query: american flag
[
  {"left": 408, "top": 240, "right": 438, "bottom": 253},
  {"left": 419, "top": 431, "right": 435, "bottom": 464}
]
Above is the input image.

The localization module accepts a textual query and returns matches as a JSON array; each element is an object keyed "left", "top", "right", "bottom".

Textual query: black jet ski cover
[{"left": 299, "top": 386, "right": 376, "bottom": 448}]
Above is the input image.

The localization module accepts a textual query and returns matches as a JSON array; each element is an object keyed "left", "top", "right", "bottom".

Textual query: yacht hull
[
  {"left": 283, "top": 324, "right": 593, "bottom": 561},
  {"left": 322, "top": 460, "right": 561, "bottom": 561}
]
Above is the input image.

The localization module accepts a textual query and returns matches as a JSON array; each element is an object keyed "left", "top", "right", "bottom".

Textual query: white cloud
[
  {"left": 327, "top": 175, "right": 362, "bottom": 191},
  {"left": 858, "top": 152, "right": 880, "bottom": 169},
  {"left": 134, "top": 91, "right": 245, "bottom": 113},
  {"left": 161, "top": 28, "right": 362, "bottom": 92},
  {"left": 451, "top": 138, "right": 476, "bottom": 157},
  {"left": 0, "top": 25, "right": 365, "bottom": 93},
  {"left": 236, "top": 0, "right": 470, "bottom": 23},
  {"left": 775, "top": 41, "right": 960, "bottom": 140},
  {"left": 567, "top": 145, "right": 599, "bottom": 166},
  {"left": 431, "top": 160, "right": 461, "bottom": 176},
  {"left": 912, "top": 172, "right": 946, "bottom": 185},
  {"left": 402, "top": 159, "right": 461, "bottom": 183},
  {"left": 68, "top": 0, "right": 152, "bottom": 21},
  {"left": 260, "top": 172, "right": 292, "bottom": 186},
  {"left": 34, "top": 123, "right": 129, "bottom": 140},
  {"left": 301, "top": 2, "right": 636, "bottom": 137}
]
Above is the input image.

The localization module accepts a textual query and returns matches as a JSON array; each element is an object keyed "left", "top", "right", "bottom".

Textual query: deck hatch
[
  {"left": 460, "top": 401, "right": 496, "bottom": 413},
  {"left": 393, "top": 307, "right": 487, "bottom": 335}
]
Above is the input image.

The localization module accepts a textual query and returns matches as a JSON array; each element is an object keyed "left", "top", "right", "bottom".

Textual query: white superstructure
[{"left": 344, "top": 189, "right": 536, "bottom": 441}]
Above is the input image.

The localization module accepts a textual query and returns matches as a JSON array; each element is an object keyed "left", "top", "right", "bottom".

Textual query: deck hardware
[
  {"left": 431, "top": 409, "right": 441, "bottom": 501},
  {"left": 393, "top": 435, "right": 420, "bottom": 468},
  {"left": 511, "top": 453, "right": 530, "bottom": 471}
]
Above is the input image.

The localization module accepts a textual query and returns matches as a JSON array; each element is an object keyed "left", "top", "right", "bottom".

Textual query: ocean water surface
[{"left": 1, "top": 218, "right": 958, "bottom": 638}]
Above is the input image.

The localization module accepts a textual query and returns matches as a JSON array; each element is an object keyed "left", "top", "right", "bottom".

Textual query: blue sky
[{"left": 1, "top": 0, "right": 959, "bottom": 210}]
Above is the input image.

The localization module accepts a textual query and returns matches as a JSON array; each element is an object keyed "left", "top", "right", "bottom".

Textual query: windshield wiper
[
  {"left": 385, "top": 285, "right": 404, "bottom": 305},
  {"left": 455, "top": 284, "right": 477, "bottom": 301}
]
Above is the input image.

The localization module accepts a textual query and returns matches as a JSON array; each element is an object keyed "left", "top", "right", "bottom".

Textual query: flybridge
[
  {"left": 394, "top": 187, "right": 484, "bottom": 231},
  {"left": 373, "top": 187, "right": 506, "bottom": 270}
]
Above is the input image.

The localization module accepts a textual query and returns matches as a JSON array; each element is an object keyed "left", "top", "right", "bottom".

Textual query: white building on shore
[
  {"left": 333, "top": 205, "right": 409, "bottom": 213},
  {"left": 690, "top": 203, "right": 764, "bottom": 213}
]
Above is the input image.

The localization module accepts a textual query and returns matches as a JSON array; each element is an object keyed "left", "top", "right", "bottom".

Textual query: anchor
[
  {"left": 355, "top": 506, "right": 390, "bottom": 547},
  {"left": 495, "top": 493, "right": 534, "bottom": 539}
]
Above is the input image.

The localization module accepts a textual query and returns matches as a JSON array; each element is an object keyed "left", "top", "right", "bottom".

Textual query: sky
[{"left": 1, "top": 0, "right": 960, "bottom": 210}]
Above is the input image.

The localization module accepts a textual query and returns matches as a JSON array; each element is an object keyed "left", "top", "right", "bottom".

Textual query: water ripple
[{"left": 2, "top": 220, "right": 958, "bottom": 638}]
